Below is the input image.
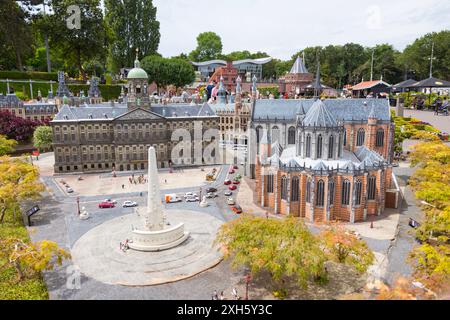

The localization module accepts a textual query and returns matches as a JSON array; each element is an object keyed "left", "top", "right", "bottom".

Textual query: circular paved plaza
[{"left": 71, "top": 209, "right": 223, "bottom": 286}]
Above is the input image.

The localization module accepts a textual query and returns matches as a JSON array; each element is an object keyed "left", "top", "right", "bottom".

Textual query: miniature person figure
[
  {"left": 219, "top": 291, "right": 225, "bottom": 300},
  {"left": 232, "top": 288, "right": 238, "bottom": 300}
]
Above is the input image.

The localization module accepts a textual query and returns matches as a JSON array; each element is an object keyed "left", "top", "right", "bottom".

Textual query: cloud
[{"left": 153, "top": 0, "right": 450, "bottom": 60}]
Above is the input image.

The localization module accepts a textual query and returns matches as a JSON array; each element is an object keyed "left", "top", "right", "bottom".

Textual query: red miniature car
[
  {"left": 233, "top": 180, "right": 240, "bottom": 185},
  {"left": 99, "top": 202, "right": 115, "bottom": 209},
  {"left": 233, "top": 165, "right": 238, "bottom": 169},
  {"left": 228, "top": 169, "right": 235, "bottom": 174},
  {"left": 231, "top": 205, "right": 242, "bottom": 214},
  {"left": 224, "top": 179, "right": 232, "bottom": 185},
  {"left": 229, "top": 185, "right": 237, "bottom": 190}
]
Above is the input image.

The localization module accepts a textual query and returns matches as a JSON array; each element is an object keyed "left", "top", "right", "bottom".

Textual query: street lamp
[
  {"left": 76, "top": 197, "right": 81, "bottom": 216},
  {"left": 244, "top": 274, "right": 252, "bottom": 300}
]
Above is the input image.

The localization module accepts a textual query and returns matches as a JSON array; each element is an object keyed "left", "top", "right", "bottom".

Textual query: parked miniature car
[
  {"left": 99, "top": 202, "right": 115, "bottom": 208},
  {"left": 224, "top": 179, "right": 232, "bottom": 185},
  {"left": 185, "top": 196, "right": 199, "bottom": 202},
  {"left": 227, "top": 198, "right": 235, "bottom": 205},
  {"left": 206, "top": 192, "right": 218, "bottom": 199},
  {"left": 66, "top": 187, "right": 74, "bottom": 193},
  {"left": 233, "top": 165, "right": 238, "bottom": 170},
  {"left": 165, "top": 194, "right": 182, "bottom": 203},
  {"left": 224, "top": 191, "right": 233, "bottom": 196},
  {"left": 122, "top": 201, "right": 138, "bottom": 208},
  {"left": 184, "top": 192, "right": 198, "bottom": 198},
  {"left": 229, "top": 185, "right": 237, "bottom": 191},
  {"left": 104, "top": 199, "right": 117, "bottom": 204},
  {"left": 233, "top": 180, "right": 240, "bottom": 185},
  {"left": 231, "top": 205, "right": 242, "bottom": 214},
  {"left": 228, "top": 169, "right": 235, "bottom": 174},
  {"left": 206, "top": 187, "right": 218, "bottom": 193}
]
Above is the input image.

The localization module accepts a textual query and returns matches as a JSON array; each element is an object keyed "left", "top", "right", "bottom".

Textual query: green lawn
[{"left": 0, "top": 216, "right": 49, "bottom": 300}]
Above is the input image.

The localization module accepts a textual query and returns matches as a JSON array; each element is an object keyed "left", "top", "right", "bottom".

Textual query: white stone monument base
[{"left": 129, "top": 223, "right": 190, "bottom": 252}]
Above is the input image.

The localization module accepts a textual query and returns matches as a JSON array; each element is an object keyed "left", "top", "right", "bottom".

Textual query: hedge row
[
  {"left": 0, "top": 71, "right": 58, "bottom": 81},
  {"left": 0, "top": 82, "right": 122, "bottom": 102}
]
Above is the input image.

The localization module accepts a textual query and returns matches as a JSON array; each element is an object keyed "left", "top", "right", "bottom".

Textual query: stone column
[
  {"left": 325, "top": 177, "right": 330, "bottom": 222},
  {"left": 350, "top": 176, "right": 356, "bottom": 223},
  {"left": 309, "top": 178, "right": 315, "bottom": 223},
  {"left": 274, "top": 171, "right": 279, "bottom": 214},
  {"left": 286, "top": 173, "right": 291, "bottom": 216},
  {"left": 363, "top": 172, "right": 369, "bottom": 221}
]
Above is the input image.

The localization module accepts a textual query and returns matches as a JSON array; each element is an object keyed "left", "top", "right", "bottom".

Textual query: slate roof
[
  {"left": 302, "top": 99, "right": 338, "bottom": 127},
  {"left": 53, "top": 103, "right": 217, "bottom": 121},
  {"left": 392, "top": 79, "right": 417, "bottom": 90},
  {"left": 290, "top": 56, "right": 308, "bottom": 74},
  {"left": 411, "top": 77, "right": 450, "bottom": 88},
  {"left": 252, "top": 98, "right": 391, "bottom": 122}
]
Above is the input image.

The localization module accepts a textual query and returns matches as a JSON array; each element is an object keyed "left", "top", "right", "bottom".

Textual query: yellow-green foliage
[
  {"left": 408, "top": 140, "right": 450, "bottom": 294},
  {"left": 215, "top": 215, "right": 374, "bottom": 291},
  {"left": 0, "top": 135, "right": 17, "bottom": 156}
]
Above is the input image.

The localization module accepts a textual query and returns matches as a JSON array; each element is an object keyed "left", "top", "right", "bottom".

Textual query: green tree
[
  {"left": 0, "top": 1, "right": 33, "bottom": 70},
  {"left": 105, "top": 0, "right": 160, "bottom": 72},
  {"left": 47, "top": 0, "right": 111, "bottom": 80},
  {"left": 399, "top": 31, "right": 450, "bottom": 80},
  {"left": 0, "top": 135, "right": 17, "bottom": 156},
  {"left": 141, "top": 55, "right": 195, "bottom": 90},
  {"left": 168, "top": 58, "right": 195, "bottom": 88},
  {"left": 189, "top": 32, "right": 223, "bottom": 62},
  {"left": 33, "top": 126, "right": 53, "bottom": 151}
]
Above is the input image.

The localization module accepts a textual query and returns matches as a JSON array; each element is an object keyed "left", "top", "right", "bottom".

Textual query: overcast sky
[{"left": 152, "top": 0, "right": 450, "bottom": 60}]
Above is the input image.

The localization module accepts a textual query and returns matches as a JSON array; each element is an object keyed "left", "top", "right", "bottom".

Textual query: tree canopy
[
  {"left": 0, "top": 156, "right": 45, "bottom": 223},
  {"left": 215, "top": 215, "right": 374, "bottom": 292},
  {"left": 105, "top": 0, "right": 160, "bottom": 72},
  {"left": 0, "top": 135, "right": 17, "bottom": 156},
  {"left": 33, "top": 126, "right": 53, "bottom": 151},
  {"left": 141, "top": 55, "right": 195, "bottom": 90},
  {"left": 189, "top": 32, "right": 223, "bottom": 62}
]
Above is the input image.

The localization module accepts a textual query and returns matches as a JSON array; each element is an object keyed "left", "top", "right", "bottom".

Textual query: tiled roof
[
  {"left": 351, "top": 80, "right": 390, "bottom": 90},
  {"left": 252, "top": 98, "right": 391, "bottom": 122}
]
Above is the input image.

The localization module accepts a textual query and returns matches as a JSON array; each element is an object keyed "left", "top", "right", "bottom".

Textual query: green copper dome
[
  {"left": 127, "top": 67, "right": 148, "bottom": 79},
  {"left": 127, "top": 55, "right": 148, "bottom": 79}
]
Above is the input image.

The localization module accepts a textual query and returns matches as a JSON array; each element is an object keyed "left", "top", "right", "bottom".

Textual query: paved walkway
[{"left": 401, "top": 108, "right": 450, "bottom": 133}]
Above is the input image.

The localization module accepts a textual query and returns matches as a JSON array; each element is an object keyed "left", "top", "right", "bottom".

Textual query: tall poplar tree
[{"left": 105, "top": 0, "right": 160, "bottom": 72}]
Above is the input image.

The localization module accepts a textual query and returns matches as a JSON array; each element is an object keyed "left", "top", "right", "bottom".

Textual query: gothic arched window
[
  {"left": 341, "top": 179, "right": 351, "bottom": 205},
  {"left": 355, "top": 179, "right": 362, "bottom": 205},
  {"left": 281, "top": 176, "right": 288, "bottom": 200},
  {"left": 343, "top": 130, "right": 347, "bottom": 146},
  {"left": 376, "top": 128, "right": 385, "bottom": 147},
  {"left": 329, "top": 180, "right": 335, "bottom": 206},
  {"left": 288, "top": 127, "right": 296, "bottom": 145},
  {"left": 328, "top": 135, "right": 334, "bottom": 159},
  {"left": 272, "top": 126, "right": 280, "bottom": 143},
  {"left": 256, "top": 126, "right": 263, "bottom": 144},
  {"left": 306, "top": 178, "right": 312, "bottom": 203},
  {"left": 357, "top": 128, "right": 365, "bottom": 146},
  {"left": 338, "top": 134, "right": 342, "bottom": 157},
  {"left": 306, "top": 134, "right": 311, "bottom": 157},
  {"left": 291, "top": 176, "right": 300, "bottom": 201},
  {"left": 316, "top": 134, "right": 323, "bottom": 158},
  {"left": 316, "top": 180, "right": 325, "bottom": 207},
  {"left": 368, "top": 176, "right": 377, "bottom": 200},
  {"left": 267, "top": 173, "right": 274, "bottom": 193}
]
